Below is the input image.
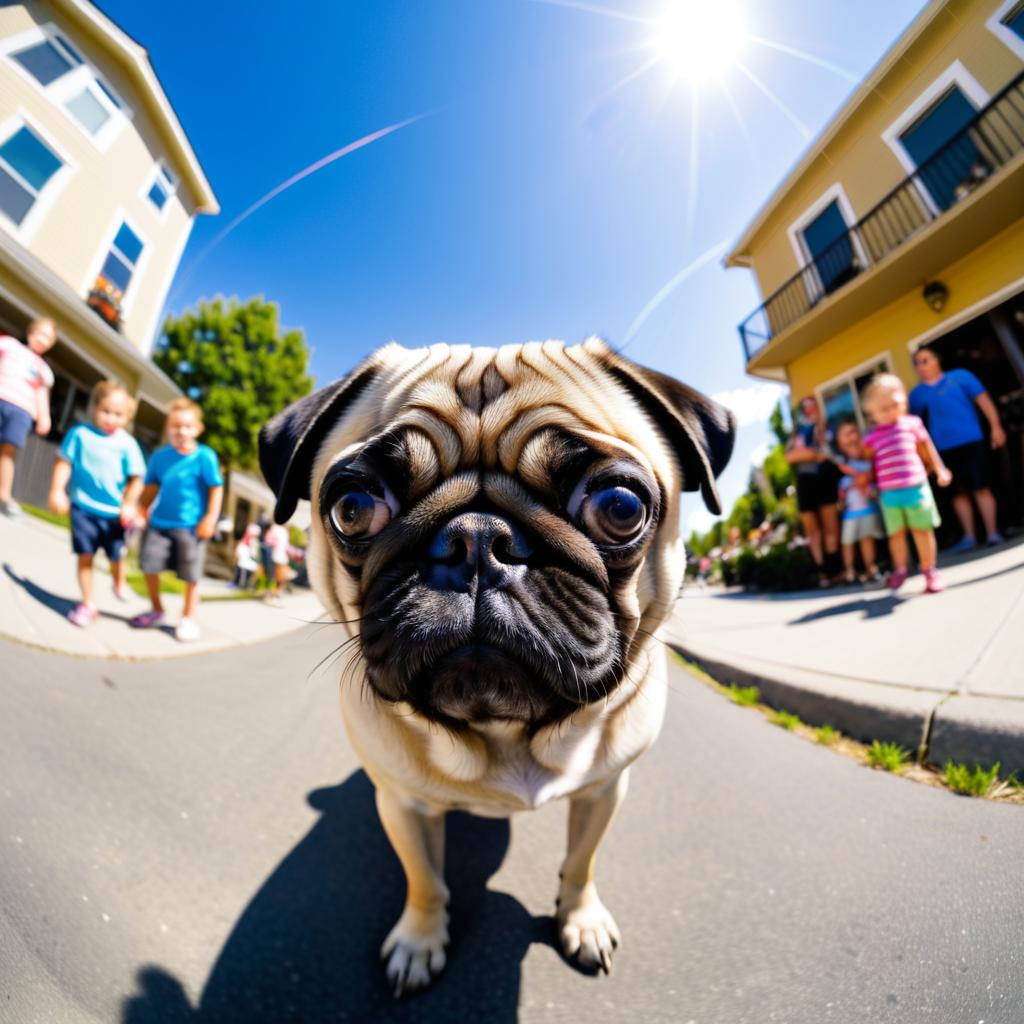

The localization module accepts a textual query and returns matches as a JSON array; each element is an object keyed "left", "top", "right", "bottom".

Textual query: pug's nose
[{"left": 426, "top": 513, "right": 532, "bottom": 591}]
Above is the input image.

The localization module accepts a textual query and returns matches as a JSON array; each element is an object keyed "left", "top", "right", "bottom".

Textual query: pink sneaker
[
  {"left": 924, "top": 568, "right": 946, "bottom": 594},
  {"left": 129, "top": 610, "right": 165, "bottom": 629},
  {"left": 887, "top": 568, "right": 908, "bottom": 592},
  {"left": 68, "top": 603, "right": 98, "bottom": 628}
]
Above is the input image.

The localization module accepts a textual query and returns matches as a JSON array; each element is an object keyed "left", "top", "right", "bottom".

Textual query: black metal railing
[{"left": 738, "top": 69, "right": 1024, "bottom": 364}]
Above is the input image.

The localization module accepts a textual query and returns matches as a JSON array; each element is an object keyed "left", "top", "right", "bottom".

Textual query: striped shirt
[{"left": 864, "top": 415, "right": 929, "bottom": 491}]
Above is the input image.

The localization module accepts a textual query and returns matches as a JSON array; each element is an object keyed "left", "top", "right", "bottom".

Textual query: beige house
[
  {"left": 726, "top": 0, "right": 1024, "bottom": 535},
  {"left": 0, "top": 0, "right": 218, "bottom": 501}
]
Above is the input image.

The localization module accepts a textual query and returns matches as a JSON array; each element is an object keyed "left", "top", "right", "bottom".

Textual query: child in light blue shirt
[{"left": 48, "top": 381, "right": 146, "bottom": 626}]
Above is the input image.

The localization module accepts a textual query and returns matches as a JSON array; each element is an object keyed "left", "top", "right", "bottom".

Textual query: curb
[{"left": 671, "top": 642, "right": 1024, "bottom": 775}]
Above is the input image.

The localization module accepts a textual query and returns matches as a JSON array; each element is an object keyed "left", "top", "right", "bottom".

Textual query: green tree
[
  {"left": 762, "top": 442, "right": 794, "bottom": 500},
  {"left": 769, "top": 399, "right": 789, "bottom": 446},
  {"left": 155, "top": 297, "right": 314, "bottom": 474}
]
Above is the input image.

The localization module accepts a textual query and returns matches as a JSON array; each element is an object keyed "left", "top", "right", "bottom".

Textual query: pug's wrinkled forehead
[
  {"left": 260, "top": 337, "right": 734, "bottom": 528},
  {"left": 312, "top": 341, "right": 679, "bottom": 512}
]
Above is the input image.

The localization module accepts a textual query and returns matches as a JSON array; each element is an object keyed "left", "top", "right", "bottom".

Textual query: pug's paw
[
  {"left": 381, "top": 904, "right": 450, "bottom": 997},
  {"left": 556, "top": 881, "right": 621, "bottom": 974}
]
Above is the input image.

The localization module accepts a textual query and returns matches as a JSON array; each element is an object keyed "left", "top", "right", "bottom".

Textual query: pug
[{"left": 259, "top": 338, "right": 733, "bottom": 995}]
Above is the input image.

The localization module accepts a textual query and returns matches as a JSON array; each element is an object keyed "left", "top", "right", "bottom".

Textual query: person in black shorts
[{"left": 785, "top": 395, "right": 842, "bottom": 586}]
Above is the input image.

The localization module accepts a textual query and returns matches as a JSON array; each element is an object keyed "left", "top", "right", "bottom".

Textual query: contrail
[
  {"left": 748, "top": 35, "right": 859, "bottom": 84},
  {"left": 527, "top": 0, "right": 652, "bottom": 25},
  {"left": 736, "top": 62, "right": 811, "bottom": 140},
  {"left": 170, "top": 113, "right": 432, "bottom": 302},
  {"left": 621, "top": 236, "right": 731, "bottom": 347}
]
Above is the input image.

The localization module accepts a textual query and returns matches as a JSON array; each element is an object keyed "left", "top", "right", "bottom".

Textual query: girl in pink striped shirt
[{"left": 863, "top": 374, "right": 951, "bottom": 593}]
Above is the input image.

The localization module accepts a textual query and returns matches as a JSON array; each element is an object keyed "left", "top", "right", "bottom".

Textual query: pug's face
[{"left": 260, "top": 339, "right": 733, "bottom": 729}]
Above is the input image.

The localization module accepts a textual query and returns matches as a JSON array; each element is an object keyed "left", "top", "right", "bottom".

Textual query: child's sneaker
[
  {"left": 67, "top": 603, "right": 97, "bottom": 627},
  {"left": 887, "top": 568, "right": 908, "bottom": 592},
  {"left": 129, "top": 610, "right": 164, "bottom": 629},
  {"left": 924, "top": 568, "right": 946, "bottom": 594},
  {"left": 985, "top": 531, "right": 1005, "bottom": 547},
  {"left": 176, "top": 617, "right": 200, "bottom": 643},
  {"left": 0, "top": 498, "right": 22, "bottom": 518},
  {"left": 112, "top": 583, "right": 129, "bottom": 602},
  {"left": 861, "top": 567, "right": 883, "bottom": 585}
]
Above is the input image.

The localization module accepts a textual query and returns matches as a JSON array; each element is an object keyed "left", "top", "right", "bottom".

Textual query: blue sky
[{"left": 98, "top": 0, "right": 923, "bottom": 532}]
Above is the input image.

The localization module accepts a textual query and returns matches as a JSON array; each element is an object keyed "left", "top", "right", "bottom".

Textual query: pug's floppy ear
[
  {"left": 259, "top": 364, "right": 378, "bottom": 524},
  {"left": 594, "top": 345, "right": 736, "bottom": 515}
]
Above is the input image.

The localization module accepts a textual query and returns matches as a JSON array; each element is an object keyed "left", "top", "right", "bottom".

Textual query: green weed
[
  {"left": 943, "top": 761, "right": 1000, "bottom": 797},
  {"left": 815, "top": 724, "right": 839, "bottom": 746},
  {"left": 726, "top": 684, "right": 760, "bottom": 706},
  {"left": 866, "top": 740, "right": 910, "bottom": 773},
  {"left": 772, "top": 710, "right": 802, "bottom": 730}
]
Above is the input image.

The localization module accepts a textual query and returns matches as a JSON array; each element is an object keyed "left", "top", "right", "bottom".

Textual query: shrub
[{"left": 753, "top": 542, "right": 817, "bottom": 591}]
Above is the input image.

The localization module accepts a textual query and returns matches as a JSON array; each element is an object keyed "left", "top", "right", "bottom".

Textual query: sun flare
[{"left": 651, "top": 0, "right": 746, "bottom": 85}]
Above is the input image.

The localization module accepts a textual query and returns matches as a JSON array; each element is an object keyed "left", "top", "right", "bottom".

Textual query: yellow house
[
  {"left": 726, "top": 0, "right": 1024, "bottom": 531},
  {"left": 0, "top": 0, "right": 218, "bottom": 498}
]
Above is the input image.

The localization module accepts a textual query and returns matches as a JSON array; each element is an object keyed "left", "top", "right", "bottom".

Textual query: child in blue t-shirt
[
  {"left": 834, "top": 421, "right": 884, "bottom": 585},
  {"left": 130, "top": 398, "right": 223, "bottom": 643},
  {"left": 48, "top": 381, "right": 147, "bottom": 627}
]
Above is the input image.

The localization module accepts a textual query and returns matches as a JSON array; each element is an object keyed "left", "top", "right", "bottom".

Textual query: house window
[
  {"left": 147, "top": 165, "right": 176, "bottom": 212},
  {"left": 10, "top": 33, "right": 81, "bottom": 86},
  {"left": 97, "top": 222, "right": 144, "bottom": 300},
  {"left": 800, "top": 200, "right": 856, "bottom": 296},
  {"left": 1006, "top": 1, "right": 1024, "bottom": 38},
  {"left": 898, "top": 86, "right": 981, "bottom": 211},
  {"left": 819, "top": 358, "right": 891, "bottom": 436},
  {"left": 0, "top": 124, "right": 63, "bottom": 226},
  {"left": 4, "top": 25, "right": 128, "bottom": 147}
]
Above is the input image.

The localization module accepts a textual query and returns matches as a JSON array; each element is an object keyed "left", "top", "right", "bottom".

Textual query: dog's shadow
[{"left": 122, "top": 771, "right": 556, "bottom": 1023}]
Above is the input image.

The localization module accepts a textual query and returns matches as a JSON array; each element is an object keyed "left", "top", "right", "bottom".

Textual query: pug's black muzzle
[{"left": 359, "top": 511, "right": 622, "bottom": 726}]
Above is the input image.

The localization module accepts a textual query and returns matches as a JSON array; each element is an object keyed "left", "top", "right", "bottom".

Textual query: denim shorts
[
  {"left": 70, "top": 504, "right": 126, "bottom": 560},
  {"left": 0, "top": 398, "right": 34, "bottom": 449}
]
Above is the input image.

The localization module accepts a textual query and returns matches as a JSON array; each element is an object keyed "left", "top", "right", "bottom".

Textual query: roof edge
[{"left": 52, "top": 0, "right": 219, "bottom": 215}]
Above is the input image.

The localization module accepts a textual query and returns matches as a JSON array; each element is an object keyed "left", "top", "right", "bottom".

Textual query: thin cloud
[{"left": 711, "top": 381, "right": 786, "bottom": 429}]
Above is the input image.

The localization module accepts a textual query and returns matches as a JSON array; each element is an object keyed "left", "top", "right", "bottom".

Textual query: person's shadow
[
  {"left": 122, "top": 771, "right": 555, "bottom": 1023},
  {"left": 3, "top": 563, "right": 135, "bottom": 623}
]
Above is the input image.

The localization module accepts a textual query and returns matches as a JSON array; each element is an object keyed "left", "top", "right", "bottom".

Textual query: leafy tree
[
  {"left": 155, "top": 297, "right": 314, "bottom": 475},
  {"left": 762, "top": 442, "right": 794, "bottom": 500},
  {"left": 769, "top": 400, "right": 789, "bottom": 446}
]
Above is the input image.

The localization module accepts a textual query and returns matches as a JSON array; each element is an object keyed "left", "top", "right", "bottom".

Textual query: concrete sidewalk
[
  {"left": 665, "top": 539, "right": 1024, "bottom": 774},
  {"left": 0, "top": 512, "right": 326, "bottom": 660}
]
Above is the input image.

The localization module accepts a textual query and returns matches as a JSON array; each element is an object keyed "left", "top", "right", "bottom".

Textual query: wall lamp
[{"left": 923, "top": 281, "right": 949, "bottom": 313}]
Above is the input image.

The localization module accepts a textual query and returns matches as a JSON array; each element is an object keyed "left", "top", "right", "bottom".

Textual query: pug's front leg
[
  {"left": 556, "top": 768, "right": 629, "bottom": 974},
  {"left": 375, "top": 785, "right": 449, "bottom": 996}
]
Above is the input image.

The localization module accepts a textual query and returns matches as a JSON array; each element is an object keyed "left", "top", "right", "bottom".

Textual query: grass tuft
[
  {"left": 943, "top": 761, "right": 1000, "bottom": 797},
  {"left": 815, "top": 724, "right": 839, "bottom": 746},
  {"left": 726, "top": 684, "right": 760, "bottom": 706},
  {"left": 772, "top": 710, "right": 802, "bottom": 730},
  {"left": 124, "top": 570, "right": 187, "bottom": 597},
  {"left": 21, "top": 502, "right": 70, "bottom": 529},
  {"left": 866, "top": 740, "right": 911, "bottom": 773}
]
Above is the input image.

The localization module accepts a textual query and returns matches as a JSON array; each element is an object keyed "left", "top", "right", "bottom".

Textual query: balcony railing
[{"left": 738, "top": 69, "right": 1024, "bottom": 364}]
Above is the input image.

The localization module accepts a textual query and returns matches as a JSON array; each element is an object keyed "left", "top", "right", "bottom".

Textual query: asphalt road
[{"left": 1, "top": 628, "right": 1021, "bottom": 1024}]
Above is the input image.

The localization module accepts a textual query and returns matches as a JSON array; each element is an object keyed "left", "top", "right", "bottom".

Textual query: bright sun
[{"left": 651, "top": 0, "right": 747, "bottom": 85}]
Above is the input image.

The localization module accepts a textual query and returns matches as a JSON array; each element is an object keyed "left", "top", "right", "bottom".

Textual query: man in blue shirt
[{"left": 909, "top": 346, "right": 1006, "bottom": 551}]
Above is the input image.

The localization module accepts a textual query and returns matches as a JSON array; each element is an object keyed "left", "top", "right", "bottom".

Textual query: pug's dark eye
[
  {"left": 582, "top": 486, "right": 647, "bottom": 544},
  {"left": 329, "top": 490, "right": 392, "bottom": 540}
]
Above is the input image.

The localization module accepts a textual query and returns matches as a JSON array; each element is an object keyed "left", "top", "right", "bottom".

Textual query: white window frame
[
  {"left": 815, "top": 351, "right": 895, "bottom": 433},
  {"left": 139, "top": 161, "right": 178, "bottom": 222},
  {"left": 83, "top": 212, "right": 150, "bottom": 318},
  {"left": 881, "top": 60, "right": 990, "bottom": 217},
  {"left": 0, "top": 109, "right": 76, "bottom": 244},
  {"left": 986, "top": 0, "right": 1024, "bottom": 60},
  {"left": 787, "top": 183, "right": 869, "bottom": 305},
  {"left": 0, "top": 22, "right": 132, "bottom": 153}
]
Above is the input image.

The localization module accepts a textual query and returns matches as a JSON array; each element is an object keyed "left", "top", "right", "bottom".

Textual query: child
[
  {"left": 233, "top": 522, "right": 260, "bottom": 589},
  {"left": 262, "top": 520, "right": 291, "bottom": 606},
  {"left": 0, "top": 317, "right": 57, "bottom": 517},
  {"left": 48, "top": 381, "right": 146, "bottom": 626},
  {"left": 130, "top": 398, "right": 223, "bottom": 642},
  {"left": 834, "top": 420, "right": 883, "bottom": 585},
  {"left": 862, "top": 374, "right": 952, "bottom": 594}
]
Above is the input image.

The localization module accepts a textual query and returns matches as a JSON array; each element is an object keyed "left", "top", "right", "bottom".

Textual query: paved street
[{"left": 2, "top": 628, "right": 1022, "bottom": 1024}]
